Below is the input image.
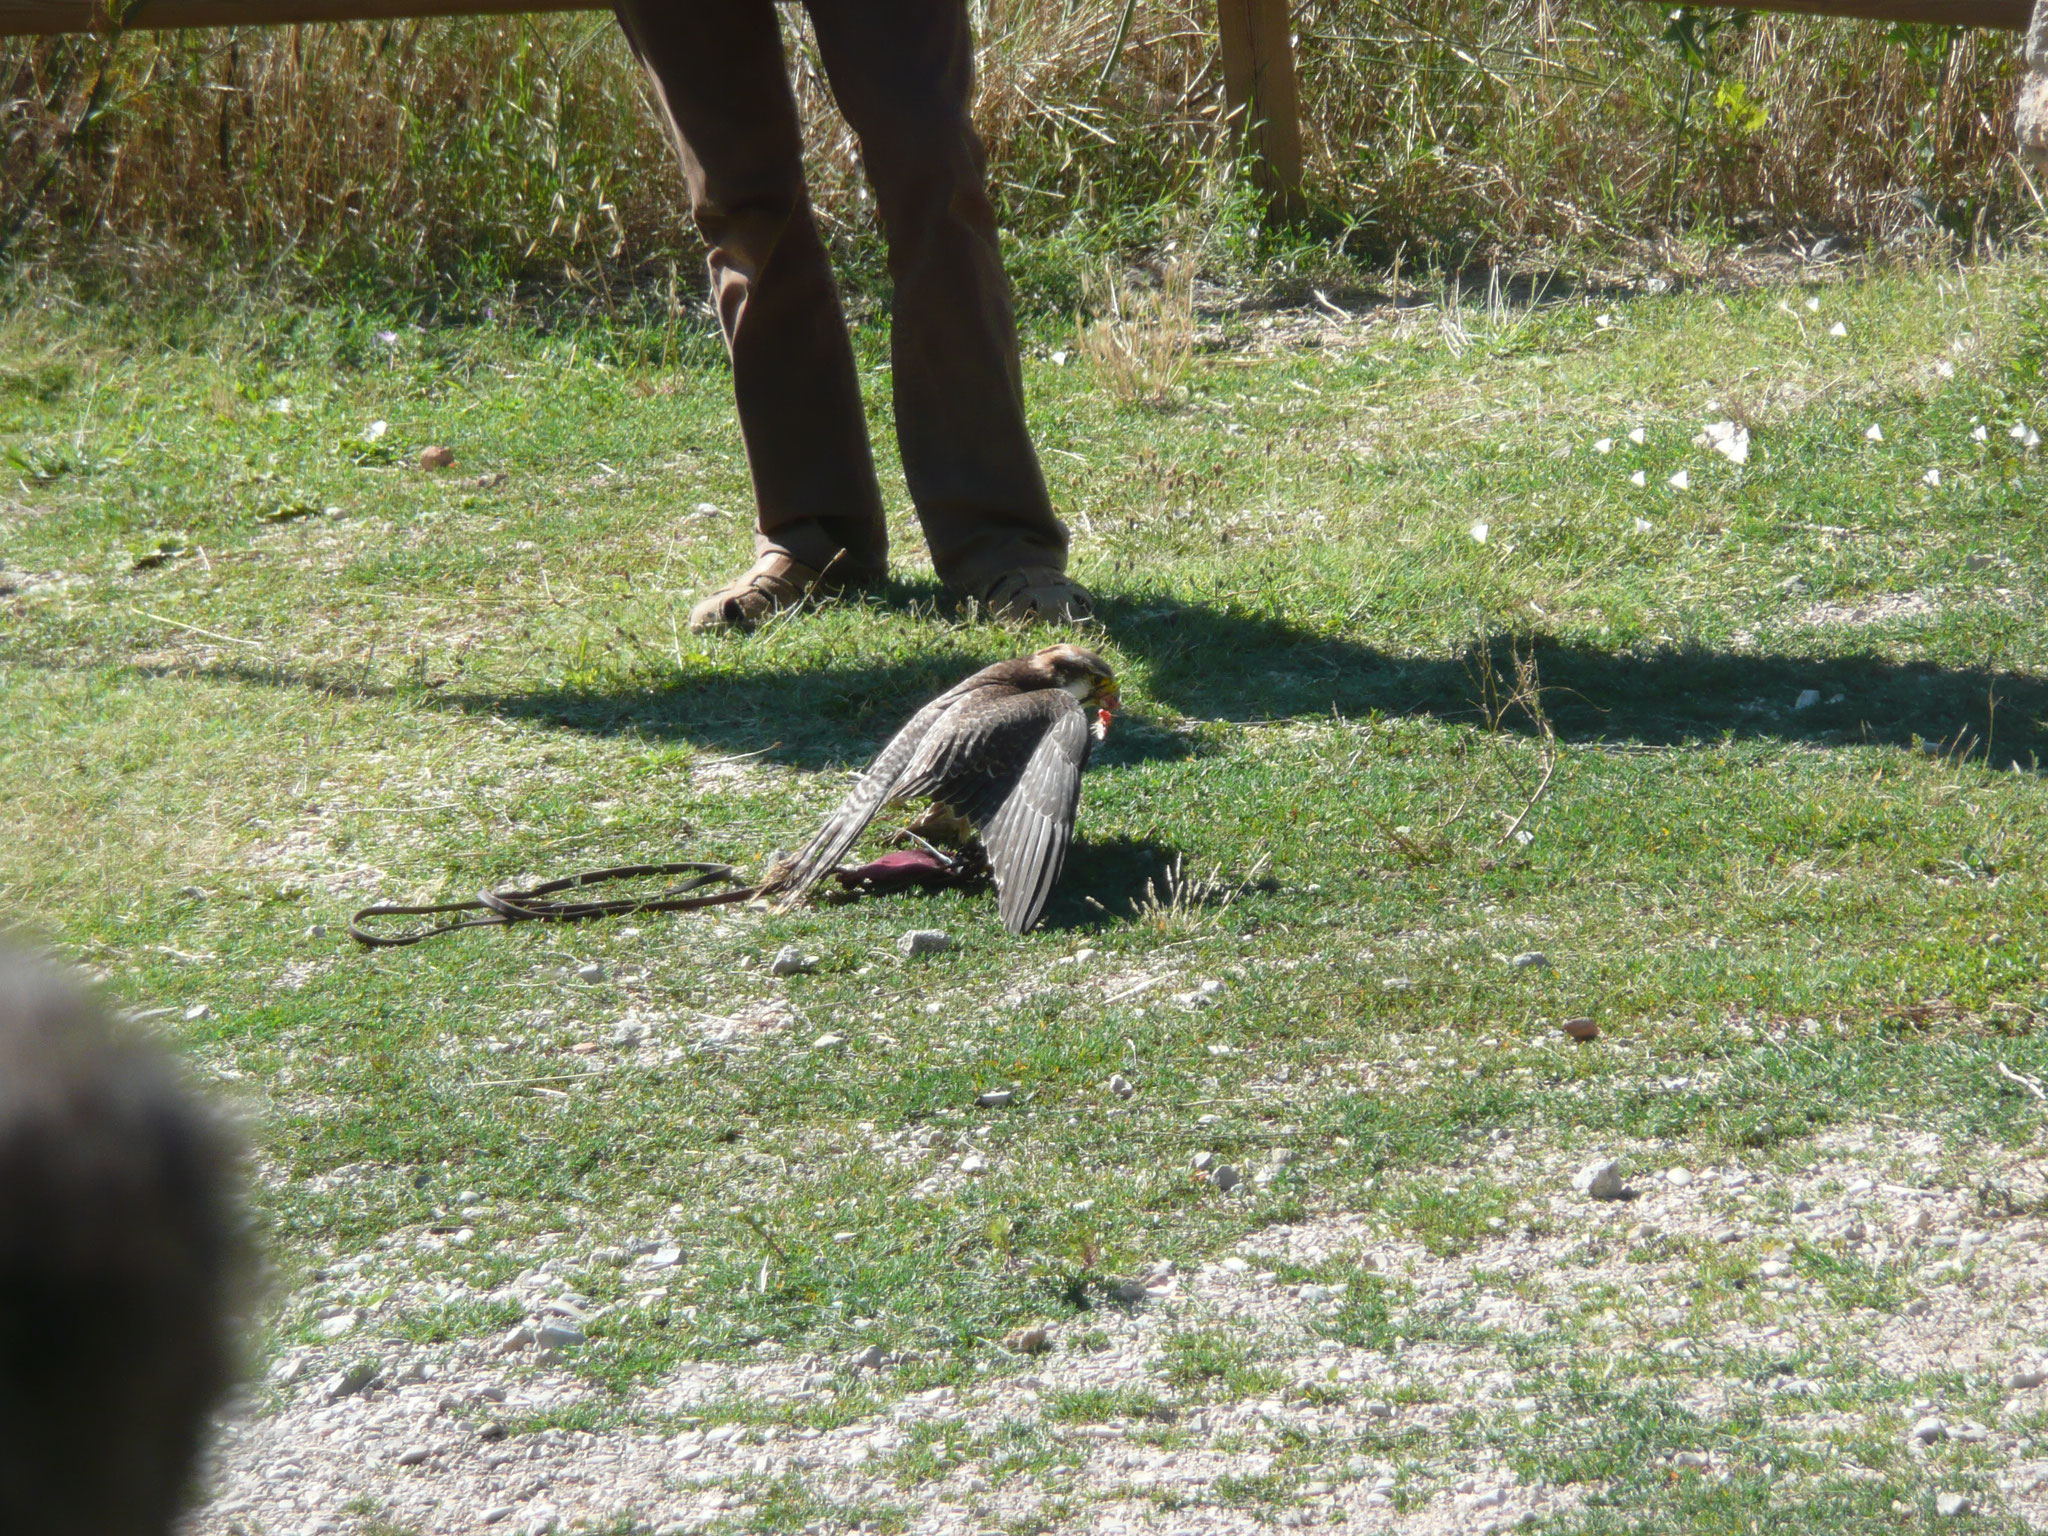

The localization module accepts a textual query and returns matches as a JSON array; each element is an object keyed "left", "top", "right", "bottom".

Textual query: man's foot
[
  {"left": 975, "top": 566, "right": 1095, "bottom": 624},
  {"left": 687, "top": 551, "right": 881, "bottom": 633}
]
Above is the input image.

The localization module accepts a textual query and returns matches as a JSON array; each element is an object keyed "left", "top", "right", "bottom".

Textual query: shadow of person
[
  {"left": 118, "top": 587, "right": 2043, "bottom": 771},
  {"left": 1087, "top": 593, "right": 2045, "bottom": 766}
]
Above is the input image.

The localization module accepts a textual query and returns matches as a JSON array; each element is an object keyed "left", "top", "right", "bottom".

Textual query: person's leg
[
  {"left": 802, "top": 0, "right": 1087, "bottom": 619},
  {"left": 614, "top": 0, "right": 888, "bottom": 627}
]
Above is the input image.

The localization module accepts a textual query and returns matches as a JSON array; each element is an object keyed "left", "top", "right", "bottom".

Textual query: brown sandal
[
  {"left": 687, "top": 551, "right": 876, "bottom": 633},
  {"left": 975, "top": 566, "right": 1096, "bottom": 624}
]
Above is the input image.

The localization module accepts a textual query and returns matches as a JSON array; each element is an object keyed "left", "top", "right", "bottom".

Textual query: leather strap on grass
[{"left": 349, "top": 861, "right": 760, "bottom": 948}]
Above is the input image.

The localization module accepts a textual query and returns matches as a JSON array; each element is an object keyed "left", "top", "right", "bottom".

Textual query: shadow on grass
[
  {"left": 119, "top": 588, "right": 2044, "bottom": 770},
  {"left": 1038, "top": 835, "right": 1182, "bottom": 932}
]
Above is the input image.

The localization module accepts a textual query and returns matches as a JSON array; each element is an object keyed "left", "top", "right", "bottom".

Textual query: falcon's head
[{"left": 1031, "top": 643, "right": 1119, "bottom": 712}]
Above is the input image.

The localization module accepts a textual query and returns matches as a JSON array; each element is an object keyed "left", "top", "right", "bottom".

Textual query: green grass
[{"left": 5, "top": 250, "right": 2048, "bottom": 1533}]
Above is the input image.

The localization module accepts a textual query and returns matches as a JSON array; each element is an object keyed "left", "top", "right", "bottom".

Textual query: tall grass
[{"left": 0, "top": 0, "right": 2029, "bottom": 299}]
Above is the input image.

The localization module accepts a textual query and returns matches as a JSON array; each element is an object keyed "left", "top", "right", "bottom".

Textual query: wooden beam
[
  {"left": 0, "top": 0, "right": 604, "bottom": 34},
  {"left": 1216, "top": 0, "right": 1305, "bottom": 221}
]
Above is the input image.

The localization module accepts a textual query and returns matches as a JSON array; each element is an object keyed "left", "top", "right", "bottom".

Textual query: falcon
[{"left": 772, "top": 645, "right": 1118, "bottom": 935}]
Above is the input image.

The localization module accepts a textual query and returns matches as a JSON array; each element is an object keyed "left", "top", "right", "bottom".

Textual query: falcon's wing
[
  {"left": 964, "top": 694, "right": 1093, "bottom": 936},
  {"left": 772, "top": 689, "right": 964, "bottom": 909}
]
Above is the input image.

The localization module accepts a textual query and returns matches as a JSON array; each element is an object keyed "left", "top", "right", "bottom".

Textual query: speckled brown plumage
[{"left": 773, "top": 645, "right": 1117, "bottom": 934}]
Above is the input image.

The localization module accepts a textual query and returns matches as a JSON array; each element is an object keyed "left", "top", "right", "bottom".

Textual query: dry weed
[
  {"left": 0, "top": 0, "right": 2028, "bottom": 282},
  {"left": 1078, "top": 255, "right": 1195, "bottom": 405}
]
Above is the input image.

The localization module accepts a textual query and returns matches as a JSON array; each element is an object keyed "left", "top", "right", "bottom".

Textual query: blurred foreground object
[{"left": 0, "top": 952, "right": 246, "bottom": 1536}]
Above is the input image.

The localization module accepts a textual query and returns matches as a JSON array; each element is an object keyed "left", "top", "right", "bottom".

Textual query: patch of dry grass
[
  {"left": 1079, "top": 254, "right": 1196, "bottom": 404},
  {"left": 0, "top": 0, "right": 2030, "bottom": 290}
]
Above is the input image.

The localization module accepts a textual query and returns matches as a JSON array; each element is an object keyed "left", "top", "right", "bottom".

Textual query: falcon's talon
[{"left": 775, "top": 645, "right": 1117, "bottom": 934}]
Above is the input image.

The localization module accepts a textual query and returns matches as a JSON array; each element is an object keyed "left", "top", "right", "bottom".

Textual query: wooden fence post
[{"left": 1216, "top": 0, "right": 1305, "bottom": 221}]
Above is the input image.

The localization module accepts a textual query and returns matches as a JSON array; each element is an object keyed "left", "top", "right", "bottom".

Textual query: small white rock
[
  {"left": 1865, "top": 423, "right": 1885, "bottom": 442},
  {"left": 535, "top": 1320, "right": 584, "bottom": 1351},
  {"left": 395, "top": 1445, "right": 430, "bottom": 1467},
  {"left": 1574, "top": 1159, "right": 1626, "bottom": 1200},
  {"left": 1666, "top": 1168, "right": 1693, "bottom": 1187},
  {"left": 959, "top": 1153, "right": 990, "bottom": 1175},
  {"left": 1795, "top": 689, "right": 1821, "bottom": 710},
  {"left": 1936, "top": 1491, "right": 1971, "bottom": 1517},
  {"left": 1510, "top": 951, "right": 1549, "bottom": 969},
  {"left": 1911, "top": 1416, "right": 1946, "bottom": 1444},
  {"left": 1628, "top": 427, "right": 1647, "bottom": 444},
  {"left": 1829, "top": 321, "right": 1848, "bottom": 337},
  {"left": 1667, "top": 469, "right": 1690, "bottom": 490},
  {"left": 1593, "top": 437, "right": 1614, "bottom": 454},
  {"left": 976, "top": 1090, "right": 1015, "bottom": 1108},
  {"left": 575, "top": 961, "right": 606, "bottom": 983},
  {"left": 769, "top": 947, "right": 816, "bottom": 977},
  {"left": 1469, "top": 521, "right": 1490, "bottom": 545},
  {"left": 811, "top": 1033, "right": 845, "bottom": 1049},
  {"left": 1107, "top": 1073, "right": 1135, "bottom": 1099},
  {"left": 898, "top": 929, "right": 951, "bottom": 957},
  {"left": 1630, "top": 469, "right": 1648, "bottom": 487},
  {"left": 1212, "top": 1164, "right": 1242, "bottom": 1193}
]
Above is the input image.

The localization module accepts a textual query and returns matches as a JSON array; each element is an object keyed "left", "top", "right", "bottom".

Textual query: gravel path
[{"left": 191, "top": 1125, "right": 2048, "bottom": 1534}]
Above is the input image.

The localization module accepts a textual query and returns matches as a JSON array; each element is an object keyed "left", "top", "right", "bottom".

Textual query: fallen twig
[
  {"left": 132, "top": 609, "right": 265, "bottom": 650},
  {"left": 1996, "top": 1061, "right": 2046, "bottom": 1100}
]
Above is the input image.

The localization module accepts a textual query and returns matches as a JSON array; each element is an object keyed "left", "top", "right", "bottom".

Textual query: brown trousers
[{"left": 613, "top": 0, "right": 1069, "bottom": 595}]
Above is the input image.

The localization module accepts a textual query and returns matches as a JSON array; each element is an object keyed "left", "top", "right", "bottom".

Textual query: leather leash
[{"left": 348, "top": 861, "right": 761, "bottom": 948}]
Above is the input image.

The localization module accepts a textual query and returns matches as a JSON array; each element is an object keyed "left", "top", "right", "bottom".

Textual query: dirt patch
[{"left": 1800, "top": 592, "right": 1938, "bottom": 627}]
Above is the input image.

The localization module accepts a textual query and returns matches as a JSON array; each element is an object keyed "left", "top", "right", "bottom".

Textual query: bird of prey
[{"left": 772, "top": 645, "right": 1118, "bottom": 934}]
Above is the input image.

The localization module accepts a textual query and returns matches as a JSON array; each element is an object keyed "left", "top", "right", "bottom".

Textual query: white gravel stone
[
  {"left": 769, "top": 947, "right": 815, "bottom": 976},
  {"left": 1574, "top": 1159, "right": 1626, "bottom": 1200},
  {"left": 1936, "top": 1491, "right": 1972, "bottom": 1517},
  {"left": 1912, "top": 1416, "right": 1947, "bottom": 1444},
  {"left": 575, "top": 961, "right": 606, "bottom": 983},
  {"left": 1510, "top": 951, "right": 1550, "bottom": 969},
  {"left": 1212, "top": 1164, "right": 1242, "bottom": 1193},
  {"left": 897, "top": 929, "right": 952, "bottom": 957},
  {"left": 535, "top": 1320, "right": 584, "bottom": 1351},
  {"left": 976, "top": 1090, "right": 1015, "bottom": 1108},
  {"left": 1107, "top": 1073, "right": 1135, "bottom": 1098}
]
